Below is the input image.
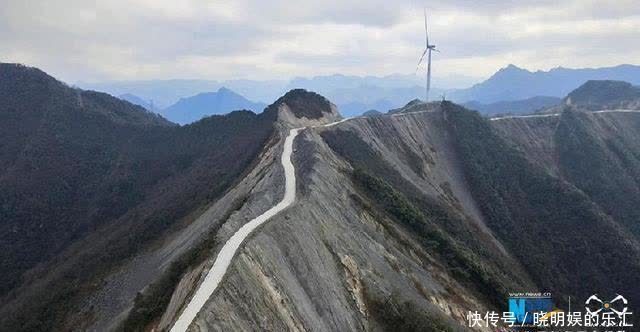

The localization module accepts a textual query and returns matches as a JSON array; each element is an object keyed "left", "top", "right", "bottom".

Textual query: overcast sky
[{"left": 2, "top": 0, "right": 639, "bottom": 86}]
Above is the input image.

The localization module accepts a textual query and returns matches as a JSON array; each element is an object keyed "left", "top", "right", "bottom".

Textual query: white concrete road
[
  {"left": 489, "top": 113, "right": 560, "bottom": 121},
  {"left": 170, "top": 118, "right": 354, "bottom": 331},
  {"left": 490, "top": 109, "right": 640, "bottom": 121},
  {"left": 170, "top": 127, "right": 302, "bottom": 332}
]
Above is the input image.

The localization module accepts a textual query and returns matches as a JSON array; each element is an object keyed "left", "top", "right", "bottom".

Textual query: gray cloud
[{"left": 1, "top": 0, "right": 639, "bottom": 85}]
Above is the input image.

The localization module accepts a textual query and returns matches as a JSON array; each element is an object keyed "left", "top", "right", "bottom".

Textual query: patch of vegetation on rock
[{"left": 265, "top": 89, "right": 333, "bottom": 119}]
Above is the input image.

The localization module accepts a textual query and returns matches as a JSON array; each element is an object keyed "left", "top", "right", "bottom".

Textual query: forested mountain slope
[{"left": 0, "top": 63, "right": 278, "bottom": 331}]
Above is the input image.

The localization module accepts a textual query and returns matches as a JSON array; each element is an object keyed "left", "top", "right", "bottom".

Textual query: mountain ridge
[
  {"left": 79, "top": 63, "right": 640, "bottom": 116},
  {"left": 0, "top": 63, "right": 171, "bottom": 127},
  {"left": 0, "top": 64, "right": 279, "bottom": 331}
]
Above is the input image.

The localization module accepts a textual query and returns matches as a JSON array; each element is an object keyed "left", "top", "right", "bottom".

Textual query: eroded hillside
[{"left": 160, "top": 102, "right": 640, "bottom": 331}]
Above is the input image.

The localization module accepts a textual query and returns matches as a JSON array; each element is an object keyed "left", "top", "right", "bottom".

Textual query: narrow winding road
[
  {"left": 171, "top": 117, "right": 357, "bottom": 331},
  {"left": 171, "top": 127, "right": 303, "bottom": 332},
  {"left": 490, "top": 109, "right": 640, "bottom": 121}
]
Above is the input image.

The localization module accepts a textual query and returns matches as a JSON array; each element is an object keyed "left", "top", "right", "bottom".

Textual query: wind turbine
[{"left": 416, "top": 8, "right": 438, "bottom": 102}]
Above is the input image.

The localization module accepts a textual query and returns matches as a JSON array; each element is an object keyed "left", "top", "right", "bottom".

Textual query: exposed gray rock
[
  {"left": 183, "top": 125, "right": 484, "bottom": 331},
  {"left": 164, "top": 105, "right": 526, "bottom": 331},
  {"left": 159, "top": 103, "right": 640, "bottom": 332}
]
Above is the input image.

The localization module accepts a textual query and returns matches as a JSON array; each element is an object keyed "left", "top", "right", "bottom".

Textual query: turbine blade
[
  {"left": 416, "top": 49, "right": 428, "bottom": 72},
  {"left": 424, "top": 8, "right": 429, "bottom": 47}
]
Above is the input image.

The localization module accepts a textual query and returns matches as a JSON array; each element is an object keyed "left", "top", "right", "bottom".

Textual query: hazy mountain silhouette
[
  {"left": 162, "top": 87, "right": 267, "bottom": 125},
  {"left": 80, "top": 74, "right": 438, "bottom": 116},
  {"left": 80, "top": 79, "right": 287, "bottom": 109},
  {"left": 452, "top": 64, "right": 640, "bottom": 103},
  {"left": 82, "top": 64, "right": 640, "bottom": 117}
]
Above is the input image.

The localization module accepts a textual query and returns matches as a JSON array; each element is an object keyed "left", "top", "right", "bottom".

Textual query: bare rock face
[
  {"left": 181, "top": 116, "right": 490, "bottom": 331},
  {"left": 160, "top": 102, "right": 529, "bottom": 331}
]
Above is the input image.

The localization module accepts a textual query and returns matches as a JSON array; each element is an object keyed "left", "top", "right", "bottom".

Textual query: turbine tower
[{"left": 417, "top": 8, "right": 437, "bottom": 102}]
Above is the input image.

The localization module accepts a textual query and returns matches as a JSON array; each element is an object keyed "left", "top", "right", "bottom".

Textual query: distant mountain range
[
  {"left": 80, "top": 79, "right": 288, "bottom": 109},
  {"left": 81, "top": 63, "right": 640, "bottom": 118},
  {"left": 162, "top": 87, "right": 267, "bottom": 125},
  {"left": 453, "top": 64, "right": 640, "bottom": 103},
  {"left": 79, "top": 74, "right": 435, "bottom": 116}
]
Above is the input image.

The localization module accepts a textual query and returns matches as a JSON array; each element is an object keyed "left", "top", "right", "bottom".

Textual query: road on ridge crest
[{"left": 170, "top": 117, "right": 353, "bottom": 331}]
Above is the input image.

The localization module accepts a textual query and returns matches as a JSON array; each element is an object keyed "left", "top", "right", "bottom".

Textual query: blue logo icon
[{"left": 509, "top": 295, "right": 554, "bottom": 324}]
